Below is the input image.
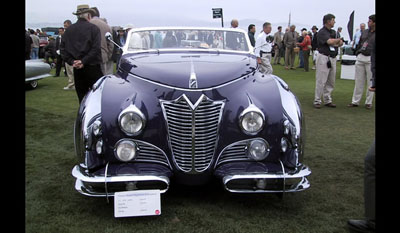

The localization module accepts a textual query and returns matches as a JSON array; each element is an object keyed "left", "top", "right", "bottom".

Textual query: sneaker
[
  {"left": 313, "top": 103, "right": 321, "bottom": 109},
  {"left": 365, "top": 104, "right": 372, "bottom": 109}
]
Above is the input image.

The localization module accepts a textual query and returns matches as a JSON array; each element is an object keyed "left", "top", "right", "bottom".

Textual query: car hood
[{"left": 120, "top": 51, "right": 257, "bottom": 89}]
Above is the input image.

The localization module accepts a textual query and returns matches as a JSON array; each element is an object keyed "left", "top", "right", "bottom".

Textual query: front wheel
[
  {"left": 26, "top": 81, "right": 38, "bottom": 90},
  {"left": 30, "top": 81, "right": 38, "bottom": 89}
]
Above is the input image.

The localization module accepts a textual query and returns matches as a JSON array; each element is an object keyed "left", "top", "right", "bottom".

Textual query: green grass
[{"left": 26, "top": 57, "right": 375, "bottom": 233}]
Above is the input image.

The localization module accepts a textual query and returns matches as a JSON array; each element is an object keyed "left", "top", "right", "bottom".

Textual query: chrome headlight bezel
[
  {"left": 247, "top": 138, "right": 270, "bottom": 161},
  {"left": 92, "top": 120, "right": 102, "bottom": 136},
  {"left": 114, "top": 139, "right": 138, "bottom": 162},
  {"left": 239, "top": 104, "right": 265, "bottom": 135},
  {"left": 118, "top": 104, "right": 146, "bottom": 136}
]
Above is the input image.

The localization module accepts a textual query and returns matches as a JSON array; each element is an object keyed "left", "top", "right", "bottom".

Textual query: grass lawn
[{"left": 25, "top": 56, "right": 375, "bottom": 233}]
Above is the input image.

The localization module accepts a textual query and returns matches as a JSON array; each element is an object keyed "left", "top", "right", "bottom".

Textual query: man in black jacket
[
  {"left": 60, "top": 4, "right": 103, "bottom": 103},
  {"left": 248, "top": 24, "right": 256, "bottom": 47},
  {"left": 311, "top": 26, "right": 318, "bottom": 70},
  {"left": 54, "top": 27, "right": 65, "bottom": 77},
  {"left": 44, "top": 37, "right": 56, "bottom": 65}
]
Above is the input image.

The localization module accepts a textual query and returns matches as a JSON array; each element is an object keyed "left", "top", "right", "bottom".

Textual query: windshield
[{"left": 127, "top": 29, "right": 250, "bottom": 52}]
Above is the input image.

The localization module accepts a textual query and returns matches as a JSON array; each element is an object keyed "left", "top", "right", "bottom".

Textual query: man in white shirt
[
  {"left": 352, "top": 23, "right": 366, "bottom": 49},
  {"left": 255, "top": 22, "right": 274, "bottom": 74}
]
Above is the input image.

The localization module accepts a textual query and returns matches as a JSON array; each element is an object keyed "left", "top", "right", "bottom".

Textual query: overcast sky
[{"left": 26, "top": 0, "right": 375, "bottom": 41}]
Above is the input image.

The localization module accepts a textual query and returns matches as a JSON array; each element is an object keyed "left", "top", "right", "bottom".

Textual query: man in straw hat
[{"left": 60, "top": 4, "right": 103, "bottom": 103}]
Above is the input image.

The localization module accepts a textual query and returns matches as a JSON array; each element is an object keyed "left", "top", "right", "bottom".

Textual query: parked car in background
[
  {"left": 25, "top": 59, "right": 51, "bottom": 89},
  {"left": 72, "top": 27, "right": 311, "bottom": 199},
  {"left": 41, "top": 27, "right": 59, "bottom": 37}
]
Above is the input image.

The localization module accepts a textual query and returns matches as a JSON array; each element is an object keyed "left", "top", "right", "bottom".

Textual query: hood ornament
[{"left": 189, "top": 59, "right": 198, "bottom": 89}]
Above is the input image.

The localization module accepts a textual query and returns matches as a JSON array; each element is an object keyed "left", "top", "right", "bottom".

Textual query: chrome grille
[
  {"left": 135, "top": 140, "right": 171, "bottom": 168},
  {"left": 161, "top": 94, "right": 224, "bottom": 173}
]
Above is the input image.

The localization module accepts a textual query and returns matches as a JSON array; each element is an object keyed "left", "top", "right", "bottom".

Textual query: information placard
[
  {"left": 114, "top": 190, "right": 161, "bottom": 218},
  {"left": 212, "top": 8, "right": 222, "bottom": 18}
]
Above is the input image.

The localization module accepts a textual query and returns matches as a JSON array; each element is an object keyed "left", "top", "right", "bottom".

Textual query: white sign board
[
  {"left": 114, "top": 190, "right": 161, "bottom": 218},
  {"left": 340, "top": 55, "right": 357, "bottom": 80}
]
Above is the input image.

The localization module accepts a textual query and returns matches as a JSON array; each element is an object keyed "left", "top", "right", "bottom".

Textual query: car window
[{"left": 127, "top": 29, "right": 249, "bottom": 52}]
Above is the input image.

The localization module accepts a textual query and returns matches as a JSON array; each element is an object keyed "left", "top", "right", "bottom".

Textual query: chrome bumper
[
  {"left": 72, "top": 165, "right": 170, "bottom": 197},
  {"left": 222, "top": 164, "right": 311, "bottom": 193}
]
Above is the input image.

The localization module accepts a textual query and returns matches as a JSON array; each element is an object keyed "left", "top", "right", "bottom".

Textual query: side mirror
[
  {"left": 105, "top": 32, "right": 122, "bottom": 50},
  {"left": 105, "top": 32, "right": 113, "bottom": 41}
]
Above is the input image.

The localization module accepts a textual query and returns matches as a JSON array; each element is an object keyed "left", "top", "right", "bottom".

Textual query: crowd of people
[
  {"left": 244, "top": 15, "right": 375, "bottom": 111},
  {"left": 25, "top": 5, "right": 117, "bottom": 94}
]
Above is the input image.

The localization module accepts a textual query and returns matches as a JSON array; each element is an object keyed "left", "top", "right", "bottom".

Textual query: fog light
[
  {"left": 256, "top": 178, "right": 267, "bottom": 189},
  {"left": 115, "top": 140, "right": 137, "bottom": 162},
  {"left": 247, "top": 139, "right": 270, "bottom": 161},
  {"left": 96, "top": 139, "right": 103, "bottom": 154},
  {"left": 126, "top": 181, "right": 138, "bottom": 191},
  {"left": 281, "top": 137, "right": 289, "bottom": 152}
]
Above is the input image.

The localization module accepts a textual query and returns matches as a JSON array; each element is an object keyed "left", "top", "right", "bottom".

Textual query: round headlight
[
  {"left": 96, "top": 139, "right": 103, "bottom": 154},
  {"left": 281, "top": 137, "right": 289, "bottom": 152},
  {"left": 119, "top": 112, "right": 145, "bottom": 136},
  {"left": 92, "top": 120, "right": 102, "bottom": 136},
  {"left": 240, "top": 111, "right": 264, "bottom": 134},
  {"left": 115, "top": 140, "right": 137, "bottom": 162},
  {"left": 247, "top": 139, "right": 270, "bottom": 161}
]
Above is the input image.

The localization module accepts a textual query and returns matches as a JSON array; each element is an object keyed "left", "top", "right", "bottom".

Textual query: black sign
[{"left": 212, "top": 8, "right": 222, "bottom": 18}]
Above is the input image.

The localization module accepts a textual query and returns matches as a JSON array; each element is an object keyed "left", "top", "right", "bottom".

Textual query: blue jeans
[
  {"left": 299, "top": 50, "right": 304, "bottom": 68},
  {"left": 31, "top": 47, "right": 39, "bottom": 59}
]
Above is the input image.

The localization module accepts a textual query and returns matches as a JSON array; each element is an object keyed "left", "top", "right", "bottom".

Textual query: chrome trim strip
[
  {"left": 25, "top": 73, "right": 52, "bottom": 82},
  {"left": 189, "top": 58, "right": 198, "bottom": 89},
  {"left": 279, "top": 159, "right": 286, "bottom": 196},
  {"left": 125, "top": 72, "right": 254, "bottom": 92},
  {"left": 104, "top": 162, "right": 109, "bottom": 203}
]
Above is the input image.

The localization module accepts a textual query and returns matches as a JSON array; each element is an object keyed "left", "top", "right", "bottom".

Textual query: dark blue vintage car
[{"left": 72, "top": 27, "right": 311, "bottom": 198}]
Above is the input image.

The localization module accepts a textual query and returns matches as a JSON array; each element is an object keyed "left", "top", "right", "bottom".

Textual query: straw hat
[
  {"left": 123, "top": 24, "right": 135, "bottom": 30},
  {"left": 72, "top": 4, "right": 96, "bottom": 15}
]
